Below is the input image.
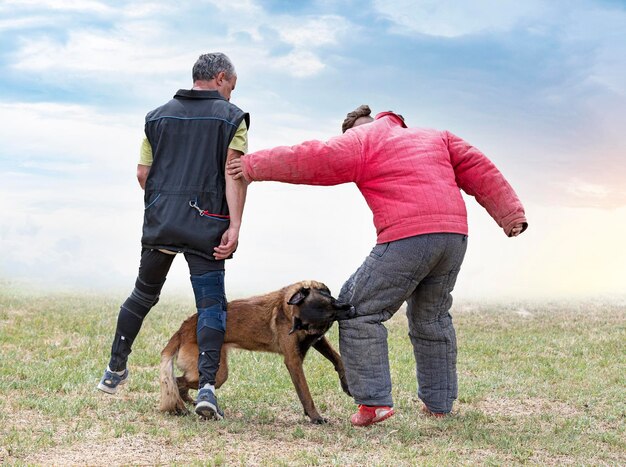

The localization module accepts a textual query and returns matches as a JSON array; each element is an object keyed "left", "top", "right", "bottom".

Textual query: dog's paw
[
  {"left": 310, "top": 417, "right": 329, "bottom": 425},
  {"left": 173, "top": 404, "right": 190, "bottom": 416}
]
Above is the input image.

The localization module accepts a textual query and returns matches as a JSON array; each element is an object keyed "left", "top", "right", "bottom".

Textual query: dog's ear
[
  {"left": 289, "top": 316, "right": 305, "bottom": 334},
  {"left": 288, "top": 287, "right": 310, "bottom": 305}
]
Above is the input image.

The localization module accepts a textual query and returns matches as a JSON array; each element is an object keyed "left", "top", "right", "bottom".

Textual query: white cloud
[
  {"left": 371, "top": 0, "right": 626, "bottom": 104},
  {"left": 1, "top": 0, "right": 175, "bottom": 23},
  {"left": 372, "top": 0, "right": 552, "bottom": 38},
  {"left": 272, "top": 49, "right": 326, "bottom": 78},
  {"left": 177, "top": 0, "right": 353, "bottom": 77},
  {"left": 0, "top": 16, "right": 51, "bottom": 31},
  {"left": 268, "top": 14, "right": 351, "bottom": 77},
  {"left": 6, "top": 1, "right": 352, "bottom": 81},
  {"left": 559, "top": 178, "right": 626, "bottom": 209},
  {"left": 204, "top": 0, "right": 262, "bottom": 14},
  {"left": 566, "top": 179, "right": 609, "bottom": 198},
  {"left": 0, "top": 102, "right": 140, "bottom": 171},
  {"left": 12, "top": 27, "right": 188, "bottom": 75},
  {"left": 277, "top": 15, "right": 351, "bottom": 48},
  {"left": 123, "top": 3, "right": 174, "bottom": 18},
  {"left": 1, "top": 0, "right": 113, "bottom": 14}
]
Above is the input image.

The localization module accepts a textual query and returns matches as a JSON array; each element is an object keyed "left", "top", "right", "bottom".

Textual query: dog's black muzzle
[
  {"left": 333, "top": 302, "right": 356, "bottom": 321},
  {"left": 289, "top": 303, "right": 357, "bottom": 334}
]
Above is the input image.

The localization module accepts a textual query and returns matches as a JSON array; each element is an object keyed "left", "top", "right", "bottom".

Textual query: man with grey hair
[{"left": 97, "top": 52, "right": 249, "bottom": 421}]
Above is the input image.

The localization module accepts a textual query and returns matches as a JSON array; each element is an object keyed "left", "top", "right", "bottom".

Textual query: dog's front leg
[
  {"left": 215, "top": 346, "right": 229, "bottom": 389},
  {"left": 313, "top": 337, "right": 351, "bottom": 397},
  {"left": 283, "top": 352, "right": 327, "bottom": 424}
]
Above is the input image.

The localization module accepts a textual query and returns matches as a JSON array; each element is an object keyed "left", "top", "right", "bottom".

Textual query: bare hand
[
  {"left": 214, "top": 226, "right": 240, "bottom": 259},
  {"left": 226, "top": 158, "right": 245, "bottom": 180},
  {"left": 510, "top": 223, "right": 525, "bottom": 237}
]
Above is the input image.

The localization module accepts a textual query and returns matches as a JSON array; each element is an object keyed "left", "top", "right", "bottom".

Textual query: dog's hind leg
[
  {"left": 313, "top": 337, "right": 351, "bottom": 397},
  {"left": 176, "top": 376, "right": 195, "bottom": 404}
]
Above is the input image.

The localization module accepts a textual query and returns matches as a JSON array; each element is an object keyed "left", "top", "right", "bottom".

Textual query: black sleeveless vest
[{"left": 141, "top": 89, "right": 249, "bottom": 260}]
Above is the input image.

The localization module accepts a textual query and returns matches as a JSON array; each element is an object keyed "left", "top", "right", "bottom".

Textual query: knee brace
[
  {"left": 118, "top": 277, "right": 164, "bottom": 331},
  {"left": 191, "top": 271, "right": 227, "bottom": 336},
  {"left": 191, "top": 271, "right": 226, "bottom": 386},
  {"left": 126, "top": 277, "right": 164, "bottom": 313},
  {"left": 108, "top": 277, "right": 165, "bottom": 371}
]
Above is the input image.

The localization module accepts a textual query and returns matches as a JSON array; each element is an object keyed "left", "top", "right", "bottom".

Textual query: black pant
[{"left": 108, "top": 249, "right": 225, "bottom": 387}]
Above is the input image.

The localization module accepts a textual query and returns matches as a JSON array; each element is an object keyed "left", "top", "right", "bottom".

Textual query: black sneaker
[
  {"left": 195, "top": 385, "right": 224, "bottom": 420},
  {"left": 97, "top": 367, "right": 129, "bottom": 394}
]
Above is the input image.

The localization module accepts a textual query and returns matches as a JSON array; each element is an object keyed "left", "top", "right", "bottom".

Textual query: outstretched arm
[
  {"left": 214, "top": 148, "right": 248, "bottom": 260},
  {"left": 228, "top": 132, "right": 362, "bottom": 185},
  {"left": 446, "top": 131, "right": 528, "bottom": 237}
]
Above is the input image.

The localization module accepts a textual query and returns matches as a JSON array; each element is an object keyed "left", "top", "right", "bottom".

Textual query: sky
[{"left": 1, "top": 0, "right": 625, "bottom": 301}]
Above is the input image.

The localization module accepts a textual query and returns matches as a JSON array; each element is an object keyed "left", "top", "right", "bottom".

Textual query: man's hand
[
  {"left": 214, "top": 225, "right": 240, "bottom": 260},
  {"left": 137, "top": 164, "right": 151, "bottom": 190},
  {"left": 509, "top": 223, "right": 527, "bottom": 237},
  {"left": 226, "top": 158, "right": 245, "bottom": 180}
]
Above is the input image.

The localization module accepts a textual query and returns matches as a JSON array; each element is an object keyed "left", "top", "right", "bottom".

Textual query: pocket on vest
[{"left": 142, "top": 192, "right": 228, "bottom": 254}]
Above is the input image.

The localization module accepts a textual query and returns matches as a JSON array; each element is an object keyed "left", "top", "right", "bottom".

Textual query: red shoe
[
  {"left": 350, "top": 404, "right": 395, "bottom": 427},
  {"left": 421, "top": 404, "right": 447, "bottom": 418}
]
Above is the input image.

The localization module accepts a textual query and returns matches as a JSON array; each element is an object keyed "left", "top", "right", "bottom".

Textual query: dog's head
[{"left": 285, "top": 281, "right": 355, "bottom": 335}]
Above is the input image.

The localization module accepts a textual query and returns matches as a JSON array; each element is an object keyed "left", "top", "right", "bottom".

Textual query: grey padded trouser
[{"left": 338, "top": 233, "right": 467, "bottom": 413}]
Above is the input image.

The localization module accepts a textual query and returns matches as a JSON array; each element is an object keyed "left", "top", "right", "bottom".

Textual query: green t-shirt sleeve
[
  {"left": 139, "top": 136, "right": 153, "bottom": 166},
  {"left": 228, "top": 120, "right": 248, "bottom": 154},
  {"left": 139, "top": 119, "right": 247, "bottom": 165}
]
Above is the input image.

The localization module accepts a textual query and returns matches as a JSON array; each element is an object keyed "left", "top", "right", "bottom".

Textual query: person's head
[
  {"left": 341, "top": 104, "right": 374, "bottom": 133},
  {"left": 192, "top": 52, "right": 237, "bottom": 101}
]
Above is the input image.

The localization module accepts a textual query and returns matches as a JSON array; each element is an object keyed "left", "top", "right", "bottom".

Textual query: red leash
[{"left": 189, "top": 200, "right": 230, "bottom": 220}]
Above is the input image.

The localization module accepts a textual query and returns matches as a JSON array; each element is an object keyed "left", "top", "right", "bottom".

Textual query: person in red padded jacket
[{"left": 227, "top": 105, "right": 527, "bottom": 426}]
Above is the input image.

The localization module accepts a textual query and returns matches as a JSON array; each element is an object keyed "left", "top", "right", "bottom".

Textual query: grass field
[{"left": 1, "top": 286, "right": 624, "bottom": 466}]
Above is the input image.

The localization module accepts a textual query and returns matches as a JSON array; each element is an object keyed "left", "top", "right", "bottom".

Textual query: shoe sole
[
  {"left": 195, "top": 401, "right": 223, "bottom": 421},
  {"left": 96, "top": 376, "right": 128, "bottom": 395}
]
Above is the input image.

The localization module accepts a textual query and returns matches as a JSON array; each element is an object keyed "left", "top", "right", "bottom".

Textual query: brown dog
[{"left": 159, "top": 280, "right": 355, "bottom": 423}]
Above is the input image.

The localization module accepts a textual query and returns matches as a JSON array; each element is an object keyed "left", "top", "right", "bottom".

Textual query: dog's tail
[{"left": 159, "top": 331, "right": 187, "bottom": 414}]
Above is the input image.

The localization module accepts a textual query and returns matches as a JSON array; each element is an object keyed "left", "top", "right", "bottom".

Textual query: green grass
[{"left": 0, "top": 287, "right": 624, "bottom": 465}]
